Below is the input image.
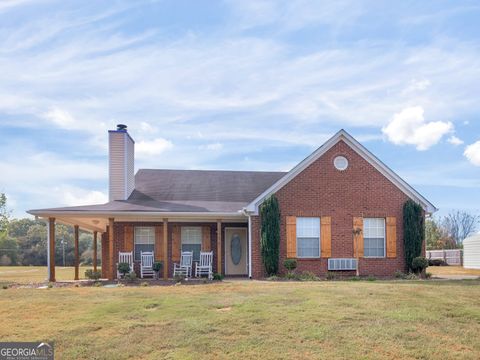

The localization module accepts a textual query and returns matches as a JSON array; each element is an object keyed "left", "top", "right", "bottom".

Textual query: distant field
[
  {"left": 428, "top": 266, "right": 480, "bottom": 277},
  {"left": 0, "top": 266, "right": 99, "bottom": 284},
  {"left": 1, "top": 280, "right": 479, "bottom": 359}
]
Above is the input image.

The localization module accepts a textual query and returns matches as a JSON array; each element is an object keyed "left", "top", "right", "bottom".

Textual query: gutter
[{"left": 27, "top": 210, "right": 246, "bottom": 219}]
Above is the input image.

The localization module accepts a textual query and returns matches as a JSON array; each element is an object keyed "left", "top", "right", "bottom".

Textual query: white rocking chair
[
  {"left": 117, "top": 251, "right": 134, "bottom": 279},
  {"left": 195, "top": 251, "right": 213, "bottom": 280},
  {"left": 173, "top": 251, "right": 193, "bottom": 278},
  {"left": 140, "top": 251, "right": 155, "bottom": 278}
]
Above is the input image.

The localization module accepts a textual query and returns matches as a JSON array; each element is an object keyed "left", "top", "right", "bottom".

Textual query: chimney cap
[{"left": 116, "top": 124, "right": 127, "bottom": 131}]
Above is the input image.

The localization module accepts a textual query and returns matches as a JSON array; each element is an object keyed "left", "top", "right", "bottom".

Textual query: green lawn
[
  {"left": 0, "top": 266, "right": 98, "bottom": 284},
  {"left": 1, "top": 279, "right": 479, "bottom": 359}
]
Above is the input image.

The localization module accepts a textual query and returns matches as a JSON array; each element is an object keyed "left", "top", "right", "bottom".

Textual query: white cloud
[
  {"left": 136, "top": 138, "right": 173, "bottom": 156},
  {"left": 61, "top": 188, "right": 108, "bottom": 206},
  {"left": 447, "top": 136, "right": 464, "bottom": 146},
  {"left": 464, "top": 141, "right": 480, "bottom": 166},
  {"left": 382, "top": 106, "right": 453, "bottom": 150},
  {"left": 43, "top": 106, "right": 75, "bottom": 128}
]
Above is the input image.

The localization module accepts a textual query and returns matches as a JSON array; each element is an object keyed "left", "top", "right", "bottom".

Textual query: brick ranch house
[{"left": 28, "top": 125, "right": 436, "bottom": 281}]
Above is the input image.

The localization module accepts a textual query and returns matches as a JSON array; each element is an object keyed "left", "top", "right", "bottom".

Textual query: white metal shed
[{"left": 463, "top": 235, "right": 480, "bottom": 269}]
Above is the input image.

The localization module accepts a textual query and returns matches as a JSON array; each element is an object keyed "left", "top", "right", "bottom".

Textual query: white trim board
[{"left": 245, "top": 129, "right": 437, "bottom": 215}]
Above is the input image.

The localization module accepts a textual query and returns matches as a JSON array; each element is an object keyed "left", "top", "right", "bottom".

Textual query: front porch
[{"left": 38, "top": 213, "right": 249, "bottom": 282}]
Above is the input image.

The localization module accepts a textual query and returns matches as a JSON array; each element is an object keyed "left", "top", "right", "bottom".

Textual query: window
[
  {"left": 364, "top": 218, "right": 385, "bottom": 257},
  {"left": 181, "top": 227, "right": 202, "bottom": 261},
  {"left": 134, "top": 227, "right": 155, "bottom": 261},
  {"left": 334, "top": 156, "right": 349, "bottom": 171},
  {"left": 296, "top": 217, "right": 320, "bottom": 258}
]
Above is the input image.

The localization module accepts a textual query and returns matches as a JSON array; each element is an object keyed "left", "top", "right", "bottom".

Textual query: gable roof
[{"left": 245, "top": 129, "right": 437, "bottom": 214}]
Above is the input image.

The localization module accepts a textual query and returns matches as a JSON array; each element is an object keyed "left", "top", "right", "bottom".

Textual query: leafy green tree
[
  {"left": 403, "top": 200, "right": 425, "bottom": 272},
  {"left": 6, "top": 217, "right": 99, "bottom": 266},
  {"left": 0, "top": 235, "right": 19, "bottom": 265},
  {"left": 0, "top": 193, "right": 11, "bottom": 236},
  {"left": 260, "top": 195, "right": 281, "bottom": 276},
  {"left": 19, "top": 223, "right": 48, "bottom": 265}
]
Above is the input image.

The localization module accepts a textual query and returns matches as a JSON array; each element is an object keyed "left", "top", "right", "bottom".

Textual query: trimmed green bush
[
  {"left": 117, "top": 262, "right": 131, "bottom": 278},
  {"left": 283, "top": 258, "right": 297, "bottom": 273},
  {"left": 411, "top": 256, "right": 428, "bottom": 274},
  {"left": 85, "top": 269, "right": 101, "bottom": 280},
  {"left": 213, "top": 273, "right": 224, "bottom": 281},
  {"left": 403, "top": 200, "right": 425, "bottom": 272},
  {"left": 153, "top": 261, "right": 163, "bottom": 279},
  {"left": 260, "top": 195, "right": 281, "bottom": 276}
]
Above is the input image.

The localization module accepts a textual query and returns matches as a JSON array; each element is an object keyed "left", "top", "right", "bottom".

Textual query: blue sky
[{"left": 0, "top": 0, "right": 479, "bottom": 218}]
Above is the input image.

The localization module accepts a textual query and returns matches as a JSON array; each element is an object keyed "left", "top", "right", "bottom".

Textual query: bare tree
[{"left": 442, "top": 211, "right": 479, "bottom": 246}]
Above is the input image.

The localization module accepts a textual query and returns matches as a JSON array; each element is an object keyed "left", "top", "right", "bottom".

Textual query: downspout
[{"left": 243, "top": 208, "right": 253, "bottom": 279}]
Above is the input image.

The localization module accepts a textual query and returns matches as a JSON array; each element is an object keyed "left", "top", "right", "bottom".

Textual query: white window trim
[
  {"left": 363, "top": 218, "right": 386, "bottom": 258},
  {"left": 296, "top": 217, "right": 321, "bottom": 259},
  {"left": 181, "top": 226, "right": 203, "bottom": 247},
  {"left": 134, "top": 226, "right": 155, "bottom": 261}
]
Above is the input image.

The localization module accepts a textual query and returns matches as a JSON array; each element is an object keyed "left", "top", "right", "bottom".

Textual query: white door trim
[{"left": 224, "top": 227, "right": 248, "bottom": 275}]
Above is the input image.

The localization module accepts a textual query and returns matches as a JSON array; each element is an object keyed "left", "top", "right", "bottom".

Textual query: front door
[{"left": 225, "top": 228, "right": 248, "bottom": 276}]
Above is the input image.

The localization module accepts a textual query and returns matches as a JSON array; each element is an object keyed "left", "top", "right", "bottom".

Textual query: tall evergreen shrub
[
  {"left": 403, "top": 200, "right": 425, "bottom": 271},
  {"left": 260, "top": 195, "right": 281, "bottom": 276}
]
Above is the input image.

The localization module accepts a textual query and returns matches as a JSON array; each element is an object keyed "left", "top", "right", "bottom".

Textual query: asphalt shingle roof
[{"left": 29, "top": 169, "right": 287, "bottom": 213}]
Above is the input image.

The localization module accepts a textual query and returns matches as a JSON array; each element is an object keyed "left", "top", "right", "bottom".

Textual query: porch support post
[
  {"left": 74, "top": 225, "right": 79, "bottom": 280},
  {"left": 48, "top": 217, "right": 56, "bottom": 282},
  {"left": 93, "top": 231, "right": 98, "bottom": 272},
  {"left": 217, "top": 219, "right": 222, "bottom": 274},
  {"left": 163, "top": 218, "right": 168, "bottom": 280},
  {"left": 108, "top": 218, "right": 115, "bottom": 280}
]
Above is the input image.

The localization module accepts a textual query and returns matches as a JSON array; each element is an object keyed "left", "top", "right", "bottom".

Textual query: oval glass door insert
[{"left": 231, "top": 234, "right": 242, "bottom": 265}]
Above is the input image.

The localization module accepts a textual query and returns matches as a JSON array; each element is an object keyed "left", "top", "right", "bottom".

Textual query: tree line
[
  {"left": 0, "top": 194, "right": 101, "bottom": 266},
  {"left": 426, "top": 211, "right": 479, "bottom": 250}
]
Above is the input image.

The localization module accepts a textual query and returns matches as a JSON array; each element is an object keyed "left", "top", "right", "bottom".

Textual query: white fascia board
[{"left": 246, "top": 129, "right": 437, "bottom": 215}]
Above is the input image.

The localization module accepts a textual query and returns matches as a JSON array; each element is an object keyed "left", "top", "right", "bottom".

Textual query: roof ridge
[{"left": 137, "top": 168, "right": 288, "bottom": 174}]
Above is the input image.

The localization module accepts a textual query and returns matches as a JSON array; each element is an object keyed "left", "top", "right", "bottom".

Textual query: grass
[
  {"left": 1, "top": 279, "right": 479, "bottom": 359},
  {"left": 427, "top": 266, "right": 480, "bottom": 277},
  {"left": 0, "top": 266, "right": 99, "bottom": 284}
]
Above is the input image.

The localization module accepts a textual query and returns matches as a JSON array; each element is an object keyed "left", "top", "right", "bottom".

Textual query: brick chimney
[{"left": 108, "top": 124, "right": 135, "bottom": 201}]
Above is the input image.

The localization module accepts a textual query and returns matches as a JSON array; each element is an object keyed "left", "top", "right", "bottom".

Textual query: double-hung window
[
  {"left": 181, "top": 226, "right": 202, "bottom": 261},
  {"left": 296, "top": 217, "right": 320, "bottom": 258},
  {"left": 363, "top": 218, "right": 385, "bottom": 257},
  {"left": 134, "top": 227, "right": 155, "bottom": 261}
]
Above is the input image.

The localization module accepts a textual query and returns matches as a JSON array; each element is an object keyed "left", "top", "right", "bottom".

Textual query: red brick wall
[
  {"left": 109, "top": 221, "right": 246, "bottom": 278},
  {"left": 251, "top": 140, "right": 420, "bottom": 278}
]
